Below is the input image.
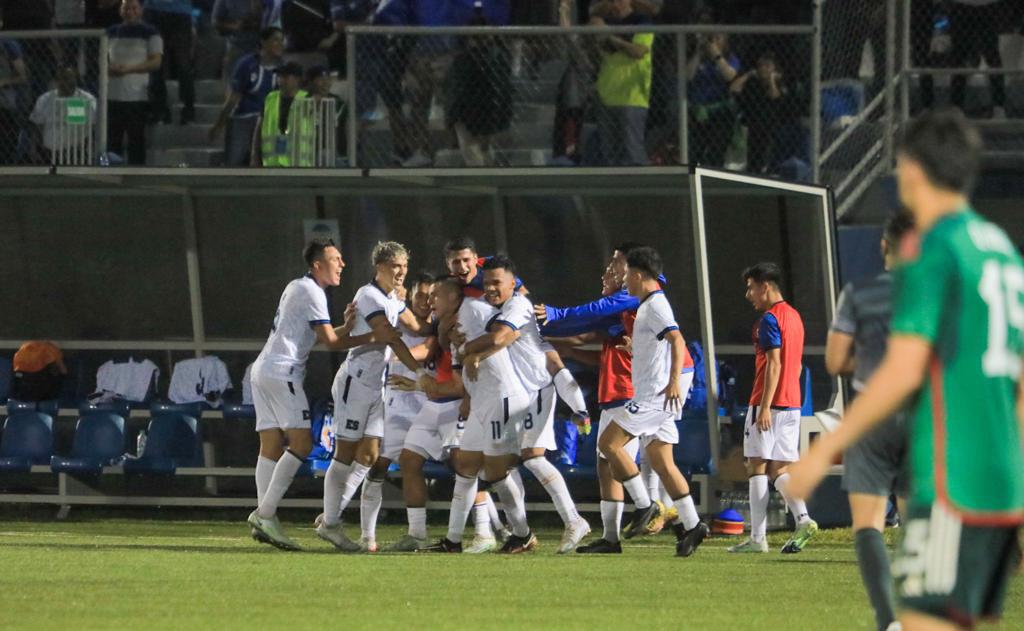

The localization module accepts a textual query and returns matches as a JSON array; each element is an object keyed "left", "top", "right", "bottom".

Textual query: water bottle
[{"left": 136, "top": 430, "right": 147, "bottom": 457}]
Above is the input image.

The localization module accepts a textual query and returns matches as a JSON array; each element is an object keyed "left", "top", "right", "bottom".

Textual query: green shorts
[{"left": 893, "top": 503, "right": 1022, "bottom": 627}]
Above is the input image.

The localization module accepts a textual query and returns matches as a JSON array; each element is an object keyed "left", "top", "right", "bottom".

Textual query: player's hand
[
  {"left": 464, "top": 353, "right": 481, "bottom": 382},
  {"left": 459, "top": 398, "right": 471, "bottom": 420},
  {"left": 341, "top": 302, "right": 358, "bottom": 331},
  {"left": 394, "top": 284, "right": 407, "bottom": 301},
  {"left": 757, "top": 405, "right": 773, "bottom": 431},
  {"left": 784, "top": 449, "right": 833, "bottom": 501},
  {"left": 534, "top": 304, "right": 547, "bottom": 324},
  {"left": 387, "top": 375, "right": 418, "bottom": 392},
  {"left": 661, "top": 377, "right": 682, "bottom": 413},
  {"left": 616, "top": 335, "right": 632, "bottom": 355},
  {"left": 570, "top": 411, "right": 591, "bottom": 435},
  {"left": 449, "top": 324, "right": 467, "bottom": 351},
  {"left": 416, "top": 373, "right": 435, "bottom": 396}
]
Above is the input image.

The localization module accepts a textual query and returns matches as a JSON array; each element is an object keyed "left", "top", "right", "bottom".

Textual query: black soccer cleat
[
  {"left": 575, "top": 538, "right": 623, "bottom": 554},
  {"left": 673, "top": 522, "right": 709, "bottom": 557},
  {"left": 622, "top": 500, "right": 663, "bottom": 540},
  {"left": 499, "top": 530, "right": 538, "bottom": 554},
  {"left": 418, "top": 537, "right": 462, "bottom": 553}
]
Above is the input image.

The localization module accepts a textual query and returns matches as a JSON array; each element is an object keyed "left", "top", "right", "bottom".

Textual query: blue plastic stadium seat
[
  {"left": 0, "top": 356, "right": 11, "bottom": 404},
  {"left": 422, "top": 459, "right": 453, "bottom": 481},
  {"left": 123, "top": 414, "right": 202, "bottom": 474},
  {"left": 149, "top": 401, "right": 204, "bottom": 419},
  {"left": 222, "top": 402, "right": 256, "bottom": 420},
  {"left": 557, "top": 424, "right": 599, "bottom": 481},
  {"left": 36, "top": 399, "right": 60, "bottom": 417},
  {"left": 0, "top": 412, "right": 54, "bottom": 472},
  {"left": 50, "top": 413, "right": 126, "bottom": 475},
  {"left": 6, "top": 399, "right": 38, "bottom": 414},
  {"left": 80, "top": 399, "right": 131, "bottom": 419},
  {"left": 673, "top": 417, "right": 713, "bottom": 475}
]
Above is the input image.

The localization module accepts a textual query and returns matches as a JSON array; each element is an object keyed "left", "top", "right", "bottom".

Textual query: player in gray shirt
[{"left": 825, "top": 212, "right": 914, "bottom": 631}]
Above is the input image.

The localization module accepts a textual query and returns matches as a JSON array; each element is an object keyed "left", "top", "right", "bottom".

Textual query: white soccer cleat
[
  {"left": 464, "top": 536, "right": 498, "bottom": 554},
  {"left": 359, "top": 537, "right": 378, "bottom": 553},
  {"left": 315, "top": 520, "right": 361, "bottom": 552},
  {"left": 383, "top": 534, "right": 427, "bottom": 552},
  {"left": 248, "top": 510, "right": 301, "bottom": 551},
  {"left": 727, "top": 537, "right": 770, "bottom": 553},
  {"left": 557, "top": 518, "right": 592, "bottom": 554}
]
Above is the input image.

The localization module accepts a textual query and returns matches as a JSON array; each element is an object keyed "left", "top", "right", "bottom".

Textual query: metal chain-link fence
[
  {"left": 346, "top": 24, "right": 814, "bottom": 176},
  {"left": 0, "top": 30, "right": 107, "bottom": 166}
]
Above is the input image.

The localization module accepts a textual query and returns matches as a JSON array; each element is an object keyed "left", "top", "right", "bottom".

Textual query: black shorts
[
  {"left": 894, "top": 503, "right": 1022, "bottom": 627},
  {"left": 841, "top": 412, "right": 909, "bottom": 497}
]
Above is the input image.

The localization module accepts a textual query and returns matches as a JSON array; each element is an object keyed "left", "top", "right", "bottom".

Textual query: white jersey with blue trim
[
  {"left": 456, "top": 297, "right": 526, "bottom": 400},
  {"left": 631, "top": 290, "right": 679, "bottom": 406},
  {"left": 253, "top": 274, "right": 331, "bottom": 381},
  {"left": 342, "top": 280, "right": 407, "bottom": 388},
  {"left": 495, "top": 294, "right": 552, "bottom": 392}
]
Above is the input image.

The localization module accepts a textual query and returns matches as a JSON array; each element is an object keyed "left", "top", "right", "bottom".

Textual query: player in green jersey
[{"left": 789, "top": 108, "right": 1023, "bottom": 631}]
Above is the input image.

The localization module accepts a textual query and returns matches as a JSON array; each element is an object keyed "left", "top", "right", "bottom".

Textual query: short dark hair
[
  {"left": 897, "top": 108, "right": 982, "bottom": 194},
  {"left": 443, "top": 236, "right": 477, "bottom": 258},
  {"left": 482, "top": 254, "right": 516, "bottom": 276},
  {"left": 435, "top": 277, "right": 464, "bottom": 298},
  {"left": 742, "top": 262, "right": 782, "bottom": 286},
  {"left": 414, "top": 271, "right": 436, "bottom": 287},
  {"left": 883, "top": 211, "right": 915, "bottom": 245},
  {"left": 260, "top": 26, "right": 283, "bottom": 42},
  {"left": 625, "top": 246, "right": 663, "bottom": 279},
  {"left": 303, "top": 237, "right": 335, "bottom": 267},
  {"left": 613, "top": 241, "right": 644, "bottom": 256}
]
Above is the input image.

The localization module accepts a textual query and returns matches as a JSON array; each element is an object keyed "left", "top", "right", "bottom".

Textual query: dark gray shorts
[{"left": 842, "top": 411, "right": 909, "bottom": 497}]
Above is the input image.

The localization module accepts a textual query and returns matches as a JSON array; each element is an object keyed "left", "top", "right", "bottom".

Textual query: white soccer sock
[
  {"left": 446, "top": 474, "right": 478, "bottom": 543},
  {"left": 600, "top": 499, "right": 623, "bottom": 543},
  {"left": 257, "top": 450, "right": 303, "bottom": 518},
  {"left": 658, "top": 480, "right": 673, "bottom": 507},
  {"left": 360, "top": 477, "right": 384, "bottom": 541},
  {"left": 407, "top": 506, "right": 427, "bottom": 540},
  {"left": 485, "top": 493, "right": 504, "bottom": 532},
  {"left": 749, "top": 474, "right": 770, "bottom": 542},
  {"left": 322, "top": 459, "right": 352, "bottom": 526},
  {"left": 524, "top": 457, "right": 580, "bottom": 525},
  {"left": 507, "top": 467, "right": 525, "bottom": 498},
  {"left": 493, "top": 476, "right": 530, "bottom": 537},
  {"left": 774, "top": 473, "right": 811, "bottom": 525},
  {"left": 640, "top": 458, "right": 659, "bottom": 500},
  {"left": 553, "top": 368, "right": 587, "bottom": 414},
  {"left": 473, "top": 501, "right": 494, "bottom": 538},
  {"left": 622, "top": 473, "right": 652, "bottom": 509},
  {"left": 338, "top": 462, "right": 371, "bottom": 516},
  {"left": 255, "top": 455, "right": 276, "bottom": 506},
  {"left": 673, "top": 494, "right": 700, "bottom": 530}
]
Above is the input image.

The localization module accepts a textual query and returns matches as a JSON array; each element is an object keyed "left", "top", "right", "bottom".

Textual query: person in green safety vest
[{"left": 251, "top": 61, "right": 312, "bottom": 167}]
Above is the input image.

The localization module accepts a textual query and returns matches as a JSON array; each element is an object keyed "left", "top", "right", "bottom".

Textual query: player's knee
[
  {"left": 287, "top": 441, "right": 312, "bottom": 460},
  {"left": 354, "top": 441, "right": 379, "bottom": 467}
]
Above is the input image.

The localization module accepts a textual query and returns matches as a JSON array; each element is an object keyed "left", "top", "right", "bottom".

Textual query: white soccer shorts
[
  {"left": 380, "top": 390, "right": 424, "bottom": 461},
  {"left": 461, "top": 392, "right": 530, "bottom": 457},
  {"left": 743, "top": 406, "right": 801, "bottom": 462},
  {"left": 510, "top": 384, "right": 557, "bottom": 452},
  {"left": 403, "top": 399, "right": 462, "bottom": 461},
  {"left": 596, "top": 406, "right": 639, "bottom": 461},
  {"left": 252, "top": 372, "right": 311, "bottom": 432},
  {"left": 332, "top": 367, "right": 385, "bottom": 443},
  {"left": 609, "top": 372, "right": 694, "bottom": 445}
]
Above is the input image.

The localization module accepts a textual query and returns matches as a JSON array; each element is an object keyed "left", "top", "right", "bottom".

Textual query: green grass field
[{"left": 0, "top": 517, "right": 1020, "bottom": 630}]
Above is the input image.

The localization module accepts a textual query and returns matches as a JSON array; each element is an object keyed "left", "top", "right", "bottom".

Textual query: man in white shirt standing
[
  {"left": 29, "top": 65, "right": 97, "bottom": 165},
  {"left": 597, "top": 246, "right": 709, "bottom": 557},
  {"left": 247, "top": 238, "right": 378, "bottom": 550}
]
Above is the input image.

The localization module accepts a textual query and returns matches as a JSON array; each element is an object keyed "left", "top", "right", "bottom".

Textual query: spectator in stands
[
  {"left": 584, "top": 0, "right": 654, "bottom": 166},
  {"left": 329, "top": 0, "right": 379, "bottom": 78},
  {"left": 444, "top": 9, "right": 511, "bottom": 166},
  {"left": 11, "top": 341, "right": 66, "bottom": 403},
  {"left": 251, "top": 61, "right": 306, "bottom": 166},
  {"left": 144, "top": 0, "right": 196, "bottom": 125},
  {"left": 213, "top": 0, "right": 263, "bottom": 81},
  {"left": 86, "top": 0, "right": 123, "bottom": 29},
  {"left": 306, "top": 64, "right": 345, "bottom": 164},
  {"left": 731, "top": 50, "right": 796, "bottom": 174},
  {"left": 399, "top": 2, "right": 456, "bottom": 168},
  {"left": 29, "top": 64, "right": 98, "bottom": 164},
  {"left": 949, "top": 0, "right": 1008, "bottom": 118},
  {"left": 209, "top": 26, "right": 284, "bottom": 166},
  {"left": 0, "top": 37, "right": 27, "bottom": 165},
  {"left": 107, "top": 0, "right": 163, "bottom": 165},
  {"left": 685, "top": 32, "right": 739, "bottom": 167}
]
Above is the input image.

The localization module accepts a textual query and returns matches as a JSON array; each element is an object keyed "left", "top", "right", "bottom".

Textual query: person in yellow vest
[{"left": 251, "top": 62, "right": 313, "bottom": 167}]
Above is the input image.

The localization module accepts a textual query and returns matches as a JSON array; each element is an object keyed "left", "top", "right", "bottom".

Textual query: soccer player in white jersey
[
  {"left": 597, "top": 246, "right": 710, "bottom": 557},
  {"left": 316, "top": 241, "right": 431, "bottom": 551},
  {"left": 463, "top": 255, "right": 591, "bottom": 553},
  {"left": 422, "top": 277, "right": 537, "bottom": 553},
  {"left": 357, "top": 272, "right": 438, "bottom": 551},
  {"left": 247, "top": 238, "right": 378, "bottom": 550}
]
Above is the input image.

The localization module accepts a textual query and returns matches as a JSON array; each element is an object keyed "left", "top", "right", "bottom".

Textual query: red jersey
[
  {"left": 598, "top": 311, "right": 636, "bottom": 406},
  {"left": 749, "top": 300, "right": 804, "bottom": 408},
  {"left": 434, "top": 348, "right": 454, "bottom": 384}
]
